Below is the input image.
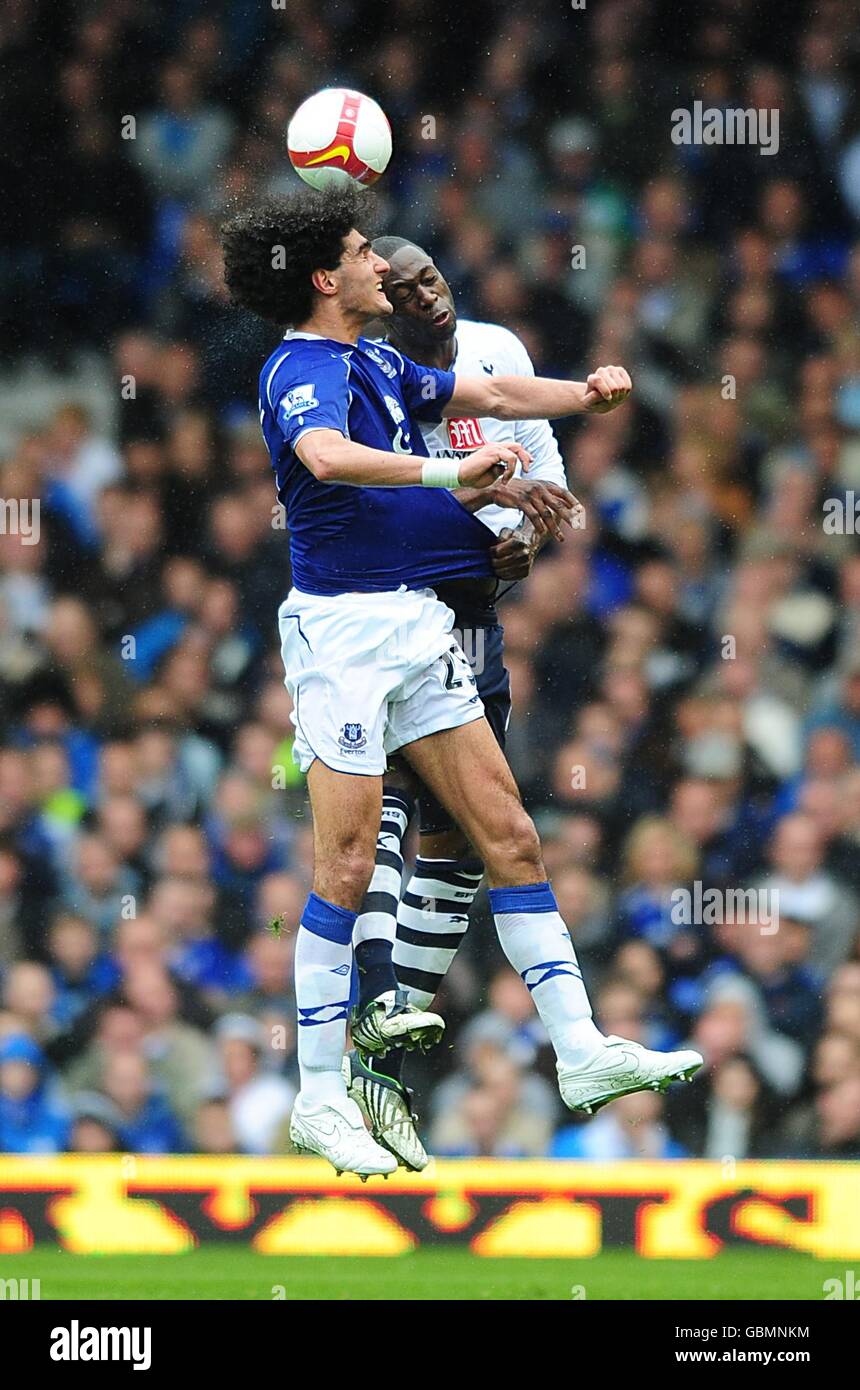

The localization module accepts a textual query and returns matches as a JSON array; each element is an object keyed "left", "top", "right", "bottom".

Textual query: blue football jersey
[{"left": 259, "top": 332, "right": 496, "bottom": 595}]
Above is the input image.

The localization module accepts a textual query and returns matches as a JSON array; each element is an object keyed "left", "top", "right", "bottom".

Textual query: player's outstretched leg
[
  {"left": 345, "top": 787, "right": 442, "bottom": 1171},
  {"left": 486, "top": 883, "right": 702, "bottom": 1113},
  {"left": 351, "top": 788, "right": 445, "bottom": 1058},
  {"left": 402, "top": 720, "right": 703, "bottom": 1115},
  {"left": 289, "top": 763, "right": 396, "bottom": 1178},
  {"left": 392, "top": 850, "right": 483, "bottom": 1008},
  {"left": 348, "top": 846, "right": 479, "bottom": 1169}
]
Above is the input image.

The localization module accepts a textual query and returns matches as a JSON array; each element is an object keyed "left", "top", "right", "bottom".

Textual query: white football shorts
[{"left": 278, "top": 585, "right": 485, "bottom": 775}]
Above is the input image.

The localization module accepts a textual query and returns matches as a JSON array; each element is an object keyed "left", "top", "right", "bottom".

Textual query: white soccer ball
[{"left": 288, "top": 88, "right": 392, "bottom": 190}]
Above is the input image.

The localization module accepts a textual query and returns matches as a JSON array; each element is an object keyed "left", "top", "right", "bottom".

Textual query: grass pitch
[{"left": 7, "top": 1247, "right": 845, "bottom": 1300}]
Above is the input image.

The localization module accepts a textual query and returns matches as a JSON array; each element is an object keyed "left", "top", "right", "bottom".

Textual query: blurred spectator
[
  {"left": 100, "top": 1049, "right": 186, "bottom": 1153},
  {"left": 121, "top": 966, "right": 215, "bottom": 1125},
  {"left": 733, "top": 918, "right": 823, "bottom": 1045},
  {"left": 0, "top": 1034, "right": 69, "bottom": 1153},
  {"left": 667, "top": 1053, "right": 777, "bottom": 1159},
  {"left": 615, "top": 817, "right": 699, "bottom": 951},
  {"left": 43, "top": 404, "right": 121, "bottom": 541},
  {"left": 455, "top": 970, "right": 551, "bottom": 1072},
  {"left": 551, "top": 1090, "right": 687, "bottom": 1159},
  {"left": 135, "top": 64, "right": 234, "bottom": 207},
  {"left": 215, "top": 1013, "right": 294, "bottom": 1154},
  {"left": 811, "top": 1077, "right": 860, "bottom": 1158},
  {"left": 431, "top": 1046, "right": 554, "bottom": 1158},
  {"left": 431, "top": 1032, "right": 557, "bottom": 1141},
  {"left": 693, "top": 974, "right": 805, "bottom": 1097},
  {"left": 0, "top": 839, "right": 49, "bottom": 967},
  {"left": 149, "top": 874, "right": 252, "bottom": 1002},
  {"left": 192, "top": 1097, "right": 238, "bottom": 1154},
  {"left": 59, "top": 833, "right": 139, "bottom": 939},
  {"left": 47, "top": 913, "right": 120, "bottom": 1030},
  {"left": 755, "top": 813, "right": 858, "bottom": 974},
  {"left": 235, "top": 929, "right": 295, "bottom": 1037},
  {"left": 67, "top": 1091, "right": 124, "bottom": 1153},
  {"left": 2, "top": 961, "right": 58, "bottom": 1045}
]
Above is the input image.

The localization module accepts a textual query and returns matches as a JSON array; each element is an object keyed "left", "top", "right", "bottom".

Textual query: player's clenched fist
[
  {"left": 582, "top": 365, "right": 632, "bottom": 414},
  {"left": 459, "top": 440, "right": 531, "bottom": 489}
]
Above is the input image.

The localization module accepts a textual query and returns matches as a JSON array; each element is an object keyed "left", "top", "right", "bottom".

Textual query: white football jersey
[{"left": 419, "top": 319, "right": 567, "bottom": 536}]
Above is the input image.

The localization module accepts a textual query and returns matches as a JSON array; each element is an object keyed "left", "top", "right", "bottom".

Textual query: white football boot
[
  {"left": 558, "top": 1035, "right": 703, "bottom": 1116},
  {"left": 289, "top": 1092, "right": 397, "bottom": 1179},
  {"left": 342, "top": 1049, "right": 429, "bottom": 1172},
  {"left": 350, "top": 987, "right": 444, "bottom": 1057}
]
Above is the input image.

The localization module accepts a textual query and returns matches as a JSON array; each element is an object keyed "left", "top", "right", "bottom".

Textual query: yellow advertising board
[{"left": 0, "top": 1157, "right": 857, "bottom": 1258}]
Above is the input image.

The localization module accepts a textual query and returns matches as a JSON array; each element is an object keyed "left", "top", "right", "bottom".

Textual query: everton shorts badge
[{"left": 338, "top": 722, "right": 368, "bottom": 752}]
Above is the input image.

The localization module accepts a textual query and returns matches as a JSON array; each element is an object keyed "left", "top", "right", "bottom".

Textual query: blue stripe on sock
[
  {"left": 488, "top": 882, "right": 558, "bottom": 915},
  {"left": 301, "top": 893, "right": 357, "bottom": 945},
  {"left": 298, "top": 1000, "right": 350, "bottom": 1025},
  {"left": 522, "top": 960, "right": 582, "bottom": 990}
]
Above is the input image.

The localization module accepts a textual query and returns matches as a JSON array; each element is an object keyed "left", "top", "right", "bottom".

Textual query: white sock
[
  {"left": 488, "top": 881, "right": 604, "bottom": 1068},
  {"left": 295, "top": 893, "right": 355, "bottom": 1105},
  {"left": 393, "top": 856, "right": 483, "bottom": 1008}
]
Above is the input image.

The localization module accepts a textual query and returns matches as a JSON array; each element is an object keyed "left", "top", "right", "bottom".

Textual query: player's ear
[{"left": 311, "top": 267, "right": 338, "bottom": 297}]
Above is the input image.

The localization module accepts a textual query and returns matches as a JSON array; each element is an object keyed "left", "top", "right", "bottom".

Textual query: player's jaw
[{"left": 338, "top": 231, "right": 393, "bottom": 324}]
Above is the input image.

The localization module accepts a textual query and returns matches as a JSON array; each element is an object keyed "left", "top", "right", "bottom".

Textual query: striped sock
[
  {"left": 489, "top": 881, "right": 603, "bottom": 1068},
  {"left": 354, "top": 790, "right": 412, "bottom": 1010},
  {"left": 393, "top": 856, "right": 484, "bottom": 1009},
  {"left": 295, "top": 893, "right": 356, "bottom": 1105}
]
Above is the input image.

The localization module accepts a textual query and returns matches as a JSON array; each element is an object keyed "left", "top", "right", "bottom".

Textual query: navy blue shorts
[{"left": 417, "top": 617, "right": 511, "bottom": 836}]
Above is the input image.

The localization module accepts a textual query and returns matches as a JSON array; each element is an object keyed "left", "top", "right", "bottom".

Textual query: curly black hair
[{"left": 221, "top": 185, "right": 379, "bottom": 328}]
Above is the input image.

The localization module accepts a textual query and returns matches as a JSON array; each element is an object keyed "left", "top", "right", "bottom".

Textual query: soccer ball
[{"left": 288, "top": 88, "right": 392, "bottom": 190}]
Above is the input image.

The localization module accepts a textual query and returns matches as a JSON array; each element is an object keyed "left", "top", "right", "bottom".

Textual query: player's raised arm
[
  {"left": 444, "top": 364, "right": 633, "bottom": 420},
  {"left": 295, "top": 429, "right": 529, "bottom": 489}
]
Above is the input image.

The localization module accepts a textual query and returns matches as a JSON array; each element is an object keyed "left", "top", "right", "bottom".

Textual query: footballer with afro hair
[{"left": 221, "top": 185, "right": 382, "bottom": 328}]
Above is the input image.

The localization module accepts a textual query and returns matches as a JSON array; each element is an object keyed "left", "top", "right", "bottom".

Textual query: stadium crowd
[{"left": 1, "top": 0, "right": 860, "bottom": 1160}]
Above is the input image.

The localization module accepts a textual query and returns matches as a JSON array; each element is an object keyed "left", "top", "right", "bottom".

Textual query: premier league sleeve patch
[{"left": 280, "top": 383, "right": 320, "bottom": 423}]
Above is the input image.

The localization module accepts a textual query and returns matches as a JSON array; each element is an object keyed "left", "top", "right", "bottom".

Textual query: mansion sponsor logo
[
  {"left": 50, "top": 1321, "right": 152, "bottom": 1371},
  {"left": 446, "top": 417, "right": 487, "bottom": 451},
  {"left": 670, "top": 101, "right": 779, "bottom": 156}
]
